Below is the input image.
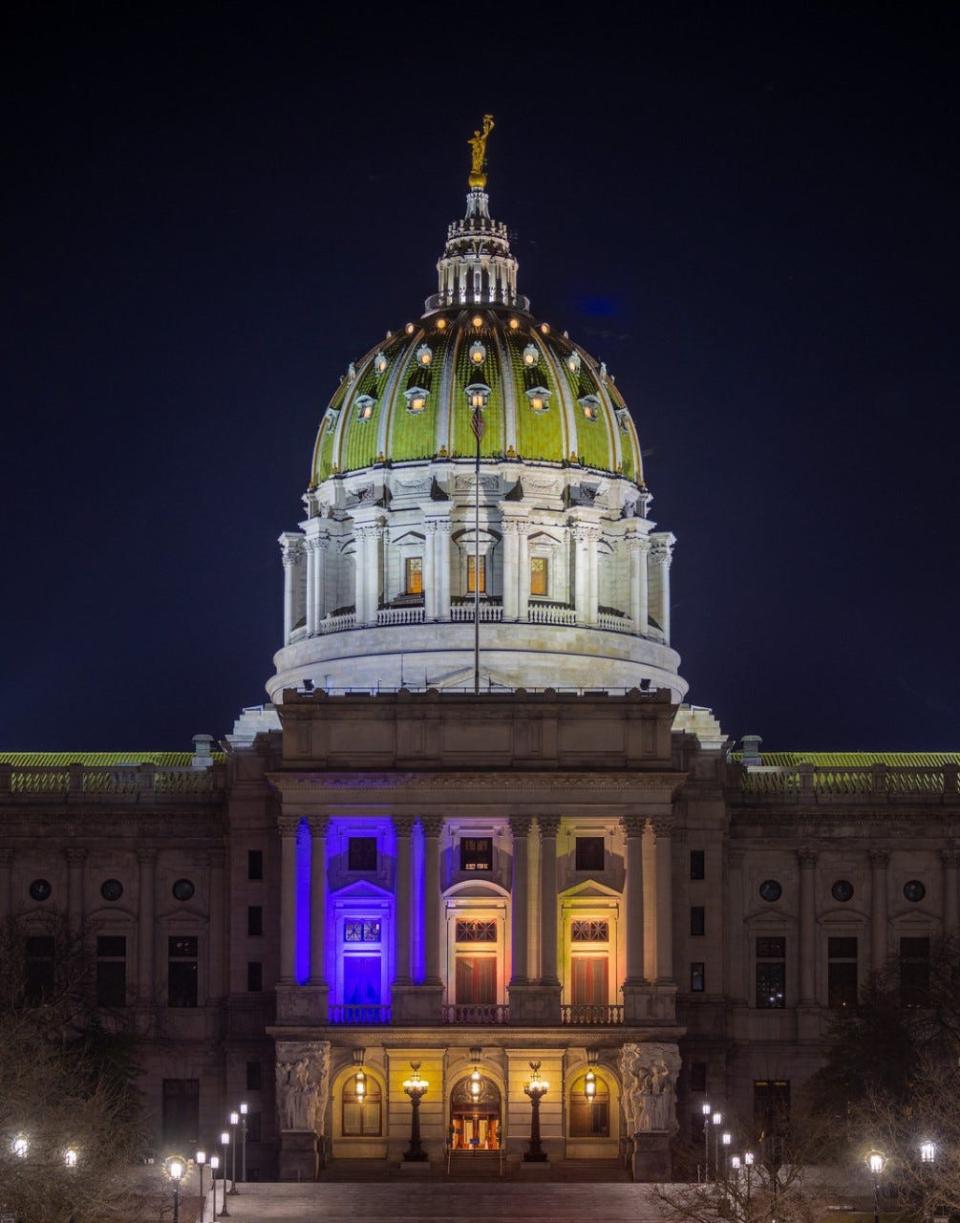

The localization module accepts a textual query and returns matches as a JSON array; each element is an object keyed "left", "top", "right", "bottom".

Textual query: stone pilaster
[
  {"left": 279, "top": 533, "right": 305, "bottom": 643},
  {"left": 725, "top": 848, "right": 746, "bottom": 1003},
  {"left": 869, "top": 848, "right": 890, "bottom": 975},
  {"left": 136, "top": 848, "right": 157, "bottom": 1006},
  {"left": 500, "top": 517, "right": 520, "bottom": 620},
  {"left": 421, "top": 815, "right": 443, "bottom": 985},
  {"left": 650, "top": 536, "right": 674, "bottom": 644},
  {"left": 278, "top": 815, "right": 300, "bottom": 986},
  {"left": 621, "top": 814, "right": 648, "bottom": 1022},
  {"left": 798, "top": 847, "right": 818, "bottom": 1007},
  {"left": 207, "top": 848, "right": 226, "bottom": 1003},
  {"left": 65, "top": 846, "right": 86, "bottom": 937},
  {"left": 652, "top": 817, "right": 675, "bottom": 985},
  {"left": 308, "top": 817, "right": 330, "bottom": 1013}
]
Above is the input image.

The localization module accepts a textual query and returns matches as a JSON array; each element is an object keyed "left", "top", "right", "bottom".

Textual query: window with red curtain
[
  {"left": 571, "top": 957, "right": 608, "bottom": 1004},
  {"left": 455, "top": 956, "right": 497, "bottom": 1003}
]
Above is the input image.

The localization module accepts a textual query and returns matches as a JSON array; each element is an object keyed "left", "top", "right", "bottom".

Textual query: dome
[
  {"left": 310, "top": 307, "right": 644, "bottom": 485},
  {"left": 269, "top": 122, "right": 686, "bottom": 704}
]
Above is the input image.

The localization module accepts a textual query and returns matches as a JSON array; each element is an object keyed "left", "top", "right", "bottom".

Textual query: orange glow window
[
  {"left": 467, "top": 555, "right": 486, "bottom": 594},
  {"left": 530, "top": 556, "right": 548, "bottom": 596},
  {"left": 405, "top": 557, "right": 423, "bottom": 595}
]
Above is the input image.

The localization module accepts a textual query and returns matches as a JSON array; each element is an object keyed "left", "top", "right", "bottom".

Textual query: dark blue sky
[{"left": 2, "top": 4, "right": 957, "bottom": 751}]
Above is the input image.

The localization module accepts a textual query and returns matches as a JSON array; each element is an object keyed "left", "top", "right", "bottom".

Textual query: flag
[{"left": 470, "top": 405, "right": 486, "bottom": 444}]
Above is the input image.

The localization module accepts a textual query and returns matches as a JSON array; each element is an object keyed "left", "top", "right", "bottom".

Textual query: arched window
[
  {"left": 341, "top": 1072, "right": 382, "bottom": 1137},
  {"left": 569, "top": 1072, "right": 610, "bottom": 1137}
]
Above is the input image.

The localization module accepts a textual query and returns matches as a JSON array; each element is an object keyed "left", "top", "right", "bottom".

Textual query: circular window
[
  {"left": 29, "top": 879, "right": 52, "bottom": 902},
  {"left": 904, "top": 880, "right": 926, "bottom": 903},
  {"left": 172, "top": 879, "right": 195, "bottom": 902},
  {"left": 759, "top": 879, "right": 782, "bottom": 902},
  {"left": 101, "top": 879, "right": 124, "bottom": 902},
  {"left": 832, "top": 880, "right": 855, "bottom": 902}
]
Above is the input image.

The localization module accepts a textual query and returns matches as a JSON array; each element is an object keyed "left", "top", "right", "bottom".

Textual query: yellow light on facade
[
  {"left": 436, "top": 317, "right": 447, "bottom": 330},
  {"left": 509, "top": 318, "right": 520, "bottom": 330},
  {"left": 472, "top": 315, "right": 483, "bottom": 328},
  {"left": 355, "top": 1070, "right": 366, "bottom": 1100},
  {"left": 469, "top": 1069, "right": 481, "bottom": 1100},
  {"left": 470, "top": 392, "right": 485, "bottom": 408}
]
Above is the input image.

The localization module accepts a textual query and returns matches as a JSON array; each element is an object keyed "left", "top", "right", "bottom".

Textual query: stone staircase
[
  {"left": 320, "top": 1153, "right": 632, "bottom": 1182},
  {"left": 447, "top": 1149, "right": 504, "bottom": 1179}
]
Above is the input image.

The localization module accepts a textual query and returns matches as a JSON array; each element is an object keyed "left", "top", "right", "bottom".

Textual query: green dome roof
[{"left": 310, "top": 308, "right": 644, "bottom": 486}]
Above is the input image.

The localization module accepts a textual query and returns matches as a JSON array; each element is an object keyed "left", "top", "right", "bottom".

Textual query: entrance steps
[
  {"left": 321, "top": 1157, "right": 393, "bottom": 1181},
  {"left": 551, "top": 1157, "right": 632, "bottom": 1182},
  {"left": 447, "top": 1149, "right": 504, "bottom": 1179},
  {"left": 321, "top": 1153, "right": 631, "bottom": 1182}
]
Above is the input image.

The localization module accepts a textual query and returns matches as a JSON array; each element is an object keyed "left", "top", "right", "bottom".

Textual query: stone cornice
[{"left": 267, "top": 770, "right": 685, "bottom": 795}]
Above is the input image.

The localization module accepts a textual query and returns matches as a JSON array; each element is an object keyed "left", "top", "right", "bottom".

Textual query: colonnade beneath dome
[{"left": 273, "top": 812, "right": 677, "bottom": 1028}]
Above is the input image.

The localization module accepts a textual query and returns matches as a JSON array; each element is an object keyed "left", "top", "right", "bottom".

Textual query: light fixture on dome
[
  {"left": 522, "top": 344, "right": 538, "bottom": 366},
  {"left": 436, "top": 317, "right": 447, "bottom": 330},
  {"left": 416, "top": 344, "right": 433, "bottom": 367},
  {"left": 509, "top": 318, "right": 520, "bottom": 330},
  {"left": 405, "top": 322, "right": 416, "bottom": 334},
  {"left": 466, "top": 384, "right": 491, "bottom": 410},
  {"left": 540, "top": 323, "right": 550, "bottom": 334},
  {"left": 374, "top": 353, "right": 388, "bottom": 375},
  {"left": 469, "top": 341, "right": 486, "bottom": 365},
  {"left": 526, "top": 387, "right": 550, "bottom": 414},
  {"left": 355, "top": 395, "right": 376, "bottom": 421},
  {"left": 472, "top": 314, "right": 483, "bottom": 328},
  {"left": 405, "top": 388, "right": 429, "bottom": 414}
]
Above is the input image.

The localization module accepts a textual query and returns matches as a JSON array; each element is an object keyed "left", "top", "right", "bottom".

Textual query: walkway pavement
[{"left": 200, "top": 1181, "right": 671, "bottom": 1221}]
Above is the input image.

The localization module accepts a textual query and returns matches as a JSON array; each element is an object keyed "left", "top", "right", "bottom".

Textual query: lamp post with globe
[
  {"left": 165, "top": 1155, "right": 185, "bottom": 1223},
  {"left": 523, "top": 1061, "right": 549, "bottom": 1163},
  {"left": 402, "top": 1063, "right": 429, "bottom": 1162},
  {"left": 866, "top": 1149, "right": 886, "bottom": 1223}
]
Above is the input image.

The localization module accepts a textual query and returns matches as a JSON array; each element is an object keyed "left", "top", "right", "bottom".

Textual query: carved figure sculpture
[
  {"left": 619, "top": 1041, "right": 681, "bottom": 1135},
  {"left": 275, "top": 1040, "right": 331, "bottom": 1133}
]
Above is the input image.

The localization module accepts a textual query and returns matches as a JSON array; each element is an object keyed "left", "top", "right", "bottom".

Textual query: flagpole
[{"left": 474, "top": 417, "right": 480, "bottom": 695}]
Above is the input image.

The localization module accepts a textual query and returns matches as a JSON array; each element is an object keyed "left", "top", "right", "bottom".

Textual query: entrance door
[{"left": 451, "top": 1111, "right": 500, "bottom": 1149}]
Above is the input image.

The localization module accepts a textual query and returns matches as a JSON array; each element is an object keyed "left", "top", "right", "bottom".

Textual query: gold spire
[{"left": 467, "top": 114, "right": 495, "bottom": 190}]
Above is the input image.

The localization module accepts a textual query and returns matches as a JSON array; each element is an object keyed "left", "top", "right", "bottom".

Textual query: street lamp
[
  {"left": 920, "top": 1140, "right": 937, "bottom": 1164},
  {"left": 64, "top": 1147, "right": 78, "bottom": 1168},
  {"left": 712, "top": 1112, "right": 723, "bottom": 1177},
  {"left": 722, "top": 1131, "right": 732, "bottom": 1179},
  {"left": 239, "top": 1104, "right": 248, "bottom": 1183},
  {"left": 866, "top": 1149, "right": 886, "bottom": 1223},
  {"left": 523, "top": 1061, "right": 549, "bottom": 1163},
  {"left": 402, "top": 1063, "right": 429, "bottom": 1162},
  {"left": 196, "top": 1151, "right": 207, "bottom": 1223},
  {"left": 12, "top": 1134, "right": 28, "bottom": 1159},
  {"left": 210, "top": 1154, "right": 220, "bottom": 1221},
  {"left": 165, "top": 1155, "right": 185, "bottom": 1223},
  {"left": 701, "top": 1103, "right": 712, "bottom": 1180},
  {"left": 219, "top": 1132, "right": 231, "bottom": 1216},
  {"left": 229, "top": 1112, "right": 239, "bottom": 1193}
]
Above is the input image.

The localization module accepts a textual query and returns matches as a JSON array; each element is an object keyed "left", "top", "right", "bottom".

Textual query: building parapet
[
  {"left": 0, "top": 761, "right": 228, "bottom": 801},
  {"left": 733, "top": 761, "right": 959, "bottom": 802}
]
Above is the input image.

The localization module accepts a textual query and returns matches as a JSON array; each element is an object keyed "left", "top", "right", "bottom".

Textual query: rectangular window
[
  {"left": 530, "top": 556, "right": 548, "bottom": 596},
  {"left": 690, "top": 906, "right": 705, "bottom": 936},
  {"left": 690, "top": 850, "right": 705, "bottom": 880},
  {"left": 575, "top": 837, "right": 605, "bottom": 872},
  {"left": 571, "top": 919, "right": 610, "bottom": 942},
  {"left": 690, "top": 1062, "right": 707, "bottom": 1093},
  {"left": 343, "top": 955, "right": 382, "bottom": 1006},
  {"left": 754, "top": 1079, "right": 790, "bottom": 1148},
  {"left": 900, "top": 936, "right": 931, "bottom": 1007},
  {"left": 248, "top": 850, "right": 264, "bottom": 881},
  {"left": 96, "top": 935, "right": 127, "bottom": 1008},
  {"left": 467, "top": 554, "right": 486, "bottom": 594},
  {"left": 455, "top": 956, "right": 497, "bottom": 1004},
  {"left": 455, "top": 919, "right": 497, "bottom": 942},
  {"left": 756, "top": 936, "right": 786, "bottom": 1008},
  {"left": 690, "top": 961, "right": 705, "bottom": 992},
  {"left": 828, "top": 936, "right": 858, "bottom": 1009},
  {"left": 168, "top": 936, "right": 198, "bottom": 1008},
  {"left": 571, "top": 956, "right": 608, "bottom": 1004},
  {"left": 460, "top": 837, "right": 493, "bottom": 872},
  {"left": 246, "top": 1061, "right": 262, "bottom": 1092},
  {"left": 348, "top": 837, "right": 378, "bottom": 872},
  {"left": 344, "top": 919, "right": 381, "bottom": 943},
  {"left": 247, "top": 961, "right": 263, "bottom": 993},
  {"left": 25, "top": 935, "right": 55, "bottom": 1002},
  {"left": 247, "top": 905, "right": 263, "bottom": 937},
  {"left": 405, "top": 556, "right": 423, "bottom": 595},
  {"left": 162, "top": 1079, "right": 199, "bottom": 1151}
]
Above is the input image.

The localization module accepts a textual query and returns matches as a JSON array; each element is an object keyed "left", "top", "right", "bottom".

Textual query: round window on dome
[
  {"left": 29, "top": 879, "right": 52, "bottom": 902},
  {"left": 832, "top": 880, "right": 855, "bottom": 902},
  {"left": 172, "top": 879, "right": 195, "bottom": 902},
  {"left": 759, "top": 879, "right": 782, "bottom": 902},
  {"left": 101, "top": 879, "right": 124, "bottom": 902},
  {"left": 508, "top": 318, "right": 520, "bottom": 330},
  {"left": 471, "top": 315, "right": 483, "bottom": 328},
  {"left": 903, "top": 880, "right": 926, "bottom": 903}
]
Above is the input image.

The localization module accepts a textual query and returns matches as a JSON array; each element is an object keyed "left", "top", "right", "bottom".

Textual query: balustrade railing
[
  {"left": 560, "top": 1003, "right": 624, "bottom": 1025},
  {"left": 528, "top": 602, "right": 576, "bottom": 626},
  {"left": 441, "top": 1003, "right": 510, "bottom": 1025},
  {"left": 320, "top": 611, "right": 357, "bottom": 634},
  {"left": 738, "top": 762, "right": 959, "bottom": 800},
  {"left": 597, "top": 610, "right": 631, "bottom": 632},
  {"left": 0, "top": 763, "right": 227, "bottom": 798},
  {"left": 450, "top": 602, "right": 503, "bottom": 622},
  {"left": 377, "top": 605, "right": 425, "bottom": 626},
  {"left": 327, "top": 1004, "right": 392, "bottom": 1025}
]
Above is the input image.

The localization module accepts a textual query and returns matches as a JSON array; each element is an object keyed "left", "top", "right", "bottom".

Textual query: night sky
[{"left": 3, "top": 4, "right": 957, "bottom": 751}]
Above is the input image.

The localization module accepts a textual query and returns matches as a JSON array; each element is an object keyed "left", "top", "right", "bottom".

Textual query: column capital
[
  {"left": 509, "top": 815, "right": 531, "bottom": 839},
  {"left": 537, "top": 815, "right": 561, "bottom": 838},
  {"left": 420, "top": 815, "right": 444, "bottom": 838},
  {"left": 650, "top": 815, "right": 674, "bottom": 838},
  {"left": 278, "top": 814, "right": 301, "bottom": 838},
  {"left": 620, "top": 814, "right": 647, "bottom": 838},
  {"left": 279, "top": 533, "right": 305, "bottom": 565},
  {"left": 798, "top": 847, "right": 818, "bottom": 868},
  {"left": 308, "top": 815, "right": 330, "bottom": 837},
  {"left": 64, "top": 847, "right": 88, "bottom": 866},
  {"left": 136, "top": 847, "right": 158, "bottom": 865},
  {"left": 868, "top": 848, "right": 891, "bottom": 867},
  {"left": 942, "top": 849, "right": 960, "bottom": 869},
  {"left": 393, "top": 815, "right": 416, "bottom": 837}
]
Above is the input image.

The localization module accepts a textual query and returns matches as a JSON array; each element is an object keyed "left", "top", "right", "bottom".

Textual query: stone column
[
  {"left": 208, "top": 848, "right": 226, "bottom": 1003},
  {"left": 588, "top": 526, "right": 600, "bottom": 624},
  {"left": 870, "top": 849, "right": 890, "bottom": 975},
  {"left": 798, "top": 848, "right": 818, "bottom": 1005},
  {"left": 314, "top": 534, "right": 328, "bottom": 624},
  {"left": 725, "top": 848, "right": 746, "bottom": 1002},
  {"left": 279, "top": 816, "right": 300, "bottom": 986},
  {"left": 652, "top": 817, "right": 675, "bottom": 984},
  {"left": 309, "top": 817, "right": 329, "bottom": 987},
  {"left": 650, "top": 538, "right": 673, "bottom": 644},
  {"left": 305, "top": 538, "right": 318, "bottom": 635},
  {"left": 517, "top": 522, "right": 531, "bottom": 621},
  {"left": 393, "top": 816, "right": 414, "bottom": 984},
  {"left": 509, "top": 816, "right": 530, "bottom": 984},
  {"left": 627, "top": 534, "right": 650, "bottom": 635},
  {"left": 137, "top": 848, "right": 157, "bottom": 1005},
  {"left": 573, "top": 526, "right": 590, "bottom": 625},
  {"left": 421, "top": 816, "right": 443, "bottom": 985},
  {"left": 501, "top": 519, "right": 519, "bottom": 620},
  {"left": 622, "top": 815, "right": 646, "bottom": 987},
  {"left": 279, "top": 534, "right": 304, "bottom": 643},
  {"left": 436, "top": 519, "right": 452, "bottom": 620},
  {"left": 538, "top": 816, "right": 561, "bottom": 986},
  {"left": 942, "top": 849, "right": 960, "bottom": 938},
  {"left": 422, "top": 523, "right": 438, "bottom": 620},
  {"left": 65, "top": 847, "right": 86, "bottom": 937},
  {"left": 0, "top": 847, "right": 12, "bottom": 918}
]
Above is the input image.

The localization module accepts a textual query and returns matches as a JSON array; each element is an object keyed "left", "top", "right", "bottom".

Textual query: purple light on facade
[
  {"left": 411, "top": 819, "right": 425, "bottom": 983},
  {"left": 295, "top": 818, "right": 311, "bottom": 984}
]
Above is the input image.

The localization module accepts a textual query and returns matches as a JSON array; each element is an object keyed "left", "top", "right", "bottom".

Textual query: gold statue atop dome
[{"left": 467, "top": 114, "right": 495, "bottom": 189}]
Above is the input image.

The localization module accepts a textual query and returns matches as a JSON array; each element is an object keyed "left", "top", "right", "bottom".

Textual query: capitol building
[{"left": 2, "top": 121, "right": 958, "bottom": 1184}]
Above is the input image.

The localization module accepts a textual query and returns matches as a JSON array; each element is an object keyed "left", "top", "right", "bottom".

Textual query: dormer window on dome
[
  {"left": 526, "top": 386, "right": 551, "bottom": 413},
  {"left": 469, "top": 341, "right": 486, "bottom": 365},
  {"left": 579, "top": 394, "right": 601, "bottom": 422},
  {"left": 567, "top": 351, "right": 581, "bottom": 374},
  {"left": 374, "top": 352, "right": 388, "bottom": 376},
  {"left": 405, "top": 388, "right": 429, "bottom": 414},
  {"left": 465, "top": 383, "right": 491, "bottom": 410},
  {"left": 416, "top": 344, "right": 433, "bottom": 367},
  {"left": 355, "top": 395, "right": 377, "bottom": 421},
  {"left": 522, "top": 344, "right": 539, "bottom": 367}
]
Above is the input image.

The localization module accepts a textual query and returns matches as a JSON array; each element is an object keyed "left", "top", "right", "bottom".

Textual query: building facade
[{"left": 2, "top": 135, "right": 958, "bottom": 1182}]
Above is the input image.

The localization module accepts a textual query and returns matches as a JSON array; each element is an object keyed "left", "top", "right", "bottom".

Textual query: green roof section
[
  {"left": 450, "top": 321, "right": 504, "bottom": 458},
  {"left": 0, "top": 751, "right": 226, "bottom": 766},
  {"left": 737, "top": 751, "right": 960, "bottom": 766},
  {"left": 314, "top": 415, "right": 337, "bottom": 483},
  {"left": 508, "top": 330, "right": 565, "bottom": 462},
  {"left": 341, "top": 356, "right": 384, "bottom": 472},
  {"left": 388, "top": 328, "right": 451, "bottom": 462}
]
